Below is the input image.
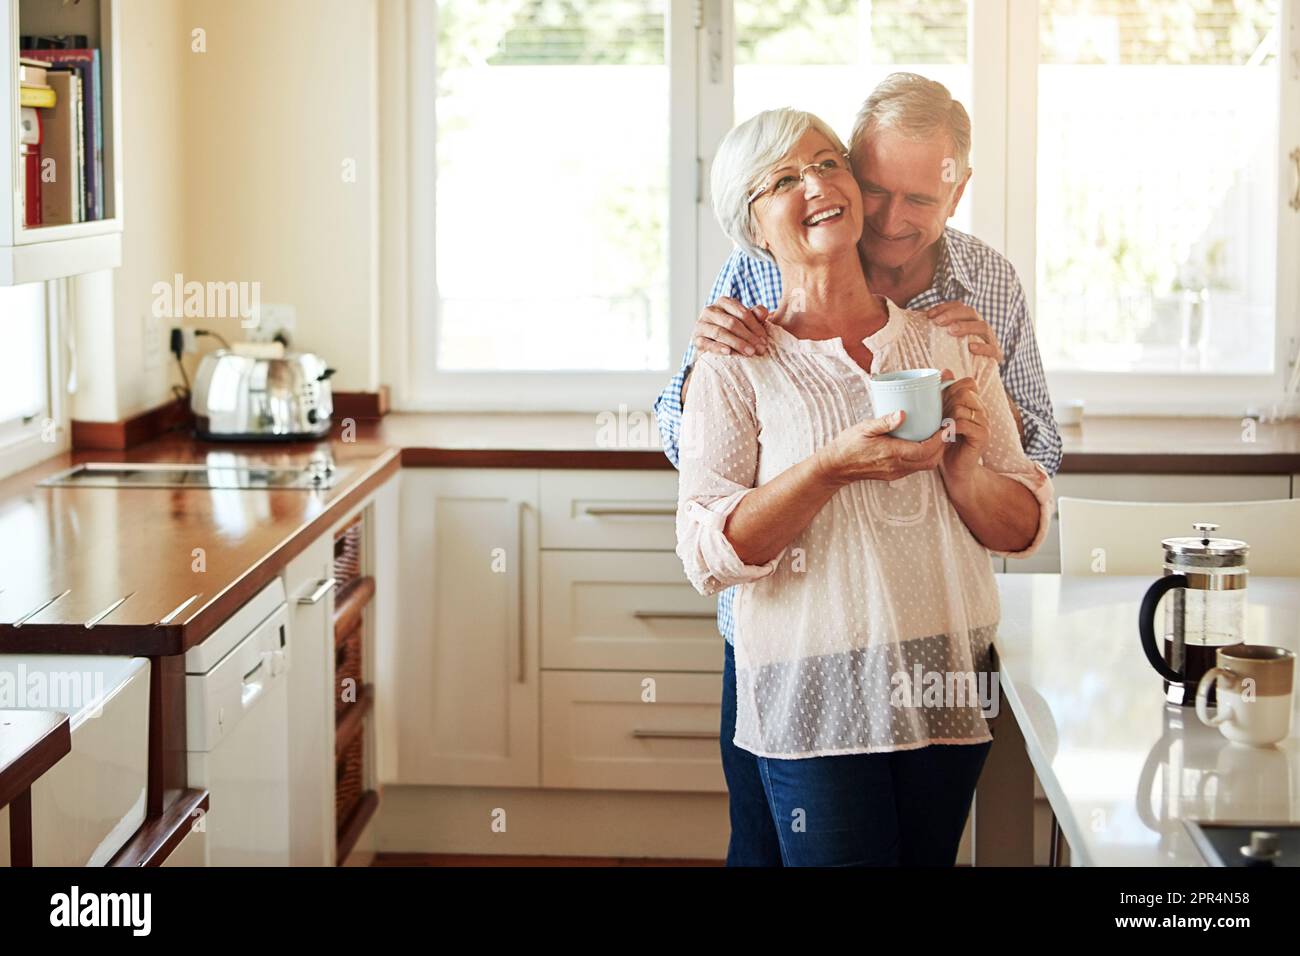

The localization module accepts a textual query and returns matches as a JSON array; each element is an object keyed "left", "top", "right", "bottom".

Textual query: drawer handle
[
  {"left": 582, "top": 504, "right": 676, "bottom": 517},
  {"left": 510, "top": 499, "right": 526, "bottom": 684},
  {"left": 631, "top": 729, "right": 719, "bottom": 740},
  {"left": 633, "top": 611, "right": 717, "bottom": 621},
  {"left": 1291, "top": 147, "right": 1300, "bottom": 211},
  {"left": 297, "top": 577, "right": 337, "bottom": 605}
]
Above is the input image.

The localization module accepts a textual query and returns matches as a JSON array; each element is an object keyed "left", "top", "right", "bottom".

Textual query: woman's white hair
[
  {"left": 850, "top": 72, "right": 971, "bottom": 180},
  {"left": 710, "top": 108, "right": 849, "bottom": 264}
]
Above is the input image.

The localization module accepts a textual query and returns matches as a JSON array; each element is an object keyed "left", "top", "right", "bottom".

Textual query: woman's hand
[
  {"left": 813, "top": 411, "right": 946, "bottom": 488},
  {"left": 937, "top": 369, "right": 990, "bottom": 489},
  {"left": 927, "top": 301, "right": 1003, "bottom": 363},
  {"left": 693, "top": 297, "right": 772, "bottom": 356}
]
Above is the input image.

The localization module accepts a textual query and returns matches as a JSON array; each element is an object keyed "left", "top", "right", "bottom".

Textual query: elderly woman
[{"left": 676, "top": 108, "right": 1053, "bottom": 867}]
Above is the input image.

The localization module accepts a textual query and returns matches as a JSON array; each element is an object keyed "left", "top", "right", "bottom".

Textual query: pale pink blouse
[{"left": 676, "top": 297, "right": 1054, "bottom": 759}]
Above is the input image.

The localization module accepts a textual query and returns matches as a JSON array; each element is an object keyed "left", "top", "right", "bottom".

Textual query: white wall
[
  {"left": 107, "top": 0, "right": 189, "bottom": 419},
  {"left": 74, "top": 0, "right": 381, "bottom": 422},
  {"left": 179, "top": 0, "right": 380, "bottom": 393}
]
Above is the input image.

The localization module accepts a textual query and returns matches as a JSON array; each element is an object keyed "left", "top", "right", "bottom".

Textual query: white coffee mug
[
  {"left": 868, "top": 368, "right": 956, "bottom": 442},
  {"left": 1195, "top": 643, "right": 1295, "bottom": 748}
]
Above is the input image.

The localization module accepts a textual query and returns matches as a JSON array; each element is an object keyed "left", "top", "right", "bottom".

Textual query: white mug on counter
[{"left": 1195, "top": 644, "right": 1295, "bottom": 748}]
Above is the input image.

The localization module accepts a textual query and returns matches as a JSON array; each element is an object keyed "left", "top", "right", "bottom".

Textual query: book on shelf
[
  {"left": 19, "top": 57, "right": 50, "bottom": 86},
  {"left": 20, "top": 47, "right": 104, "bottom": 222},
  {"left": 74, "top": 73, "right": 86, "bottom": 223},
  {"left": 40, "top": 70, "right": 82, "bottom": 226},
  {"left": 19, "top": 108, "right": 43, "bottom": 228},
  {"left": 20, "top": 85, "right": 55, "bottom": 108}
]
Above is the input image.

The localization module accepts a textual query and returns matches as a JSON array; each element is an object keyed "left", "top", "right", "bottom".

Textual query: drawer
[
  {"left": 542, "top": 551, "right": 721, "bottom": 672},
  {"left": 541, "top": 671, "right": 725, "bottom": 793},
  {"left": 540, "top": 470, "right": 679, "bottom": 551}
]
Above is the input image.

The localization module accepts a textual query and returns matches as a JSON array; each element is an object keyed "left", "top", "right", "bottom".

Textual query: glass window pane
[
  {"left": 734, "top": 0, "right": 972, "bottom": 233},
  {"left": 435, "top": 0, "right": 669, "bottom": 371},
  {"left": 0, "top": 283, "right": 47, "bottom": 427},
  {"left": 1037, "top": 0, "right": 1279, "bottom": 373}
]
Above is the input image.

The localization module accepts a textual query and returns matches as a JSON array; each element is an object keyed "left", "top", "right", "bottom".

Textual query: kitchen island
[{"left": 981, "top": 574, "right": 1300, "bottom": 866}]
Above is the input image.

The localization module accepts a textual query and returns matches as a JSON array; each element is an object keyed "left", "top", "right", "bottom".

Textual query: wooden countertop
[
  {"left": 0, "top": 710, "right": 71, "bottom": 811},
  {"left": 1055, "top": 417, "right": 1300, "bottom": 474},
  {"left": 358, "top": 412, "right": 1300, "bottom": 475},
  {"left": 0, "top": 433, "right": 399, "bottom": 656},
  {"left": 0, "top": 411, "right": 1294, "bottom": 657}
]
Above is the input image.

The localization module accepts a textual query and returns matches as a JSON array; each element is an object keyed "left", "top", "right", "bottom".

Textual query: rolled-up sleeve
[
  {"left": 970, "top": 352, "right": 1055, "bottom": 560},
  {"left": 675, "top": 356, "right": 785, "bottom": 596}
]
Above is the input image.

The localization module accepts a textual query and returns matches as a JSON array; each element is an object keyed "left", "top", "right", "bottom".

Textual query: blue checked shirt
[{"left": 655, "top": 226, "right": 1062, "bottom": 644}]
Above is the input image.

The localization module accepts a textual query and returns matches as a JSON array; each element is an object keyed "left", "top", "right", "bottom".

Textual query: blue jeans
[
  {"left": 757, "top": 740, "right": 992, "bottom": 866},
  {"left": 721, "top": 639, "right": 992, "bottom": 866},
  {"left": 720, "top": 639, "right": 784, "bottom": 866}
]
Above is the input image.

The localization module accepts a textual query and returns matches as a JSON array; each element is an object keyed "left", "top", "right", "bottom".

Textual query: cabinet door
[
  {"left": 396, "top": 470, "right": 540, "bottom": 786},
  {"left": 284, "top": 531, "right": 337, "bottom": 866}
]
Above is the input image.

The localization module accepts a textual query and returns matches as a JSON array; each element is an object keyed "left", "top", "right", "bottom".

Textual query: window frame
[
  {"left": 391, "top": 0, "right": 700, "bottom": 413},
  {"left": 0, "top": 279, "right": 68, "bottom": 480}
]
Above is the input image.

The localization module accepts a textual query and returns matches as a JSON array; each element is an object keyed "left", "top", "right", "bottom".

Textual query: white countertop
[{"left": 993, "top": 574, "right": 1300, "bottom": 867}]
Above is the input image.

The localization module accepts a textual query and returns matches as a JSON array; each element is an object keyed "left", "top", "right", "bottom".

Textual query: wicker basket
[
  {"left": 335, "top": 621, "right": 363, "bottom": 718},
  {"left": 333, "top": 516, "right": 364, "bottom": 597},
  {"left": 335, "top": 732, "right": 364, "bottom": 831}
]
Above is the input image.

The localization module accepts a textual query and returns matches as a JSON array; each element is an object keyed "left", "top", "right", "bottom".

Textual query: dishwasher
[{"left": 185, "top": 579, "right": 292, "bottom": 866}]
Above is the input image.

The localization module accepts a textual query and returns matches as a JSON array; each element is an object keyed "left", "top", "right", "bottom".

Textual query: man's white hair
[
  {"left": 710, "top": 108, "right": 849, "bottom": 264},
  {"left": 850, "top": 72, "right": 971, "bottom": 181}
]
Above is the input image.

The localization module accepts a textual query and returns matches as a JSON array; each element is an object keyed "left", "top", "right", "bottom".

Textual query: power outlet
[
  {"left": 246, "top": 303, "right": 297, "bottom": 346},
  {"left": 170, "top": 327, "right": 199, "bottom": 355}
]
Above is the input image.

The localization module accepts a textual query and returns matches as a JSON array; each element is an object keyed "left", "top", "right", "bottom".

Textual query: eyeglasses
[{"left": 747, "top": 153, "right": 852, "bottom": 206}]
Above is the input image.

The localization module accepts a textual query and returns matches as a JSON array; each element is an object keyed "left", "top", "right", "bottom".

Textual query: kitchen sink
[{"left": 40, "top": 460, "right": 347, "bottom": 490}]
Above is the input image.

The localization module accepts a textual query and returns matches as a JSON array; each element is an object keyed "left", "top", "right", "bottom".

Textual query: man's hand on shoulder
[
  {"left": 926, "top": 301, "right": 1004, "bottom": 363},
  {"left": 683, "top": 297, "right": 773, "bottom": 407},
  {"left": 694, "top": 297, "right": 772, "bottom": 358}
]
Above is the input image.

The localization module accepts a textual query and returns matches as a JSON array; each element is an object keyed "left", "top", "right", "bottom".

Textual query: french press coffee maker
[{"left": 1138, "top": 522, "right": 1248, "bottom": 706}]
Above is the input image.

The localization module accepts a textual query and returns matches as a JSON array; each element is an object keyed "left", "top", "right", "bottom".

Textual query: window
[
  {"left": 1035, "top": 0, "right": 1281, "bottom": 375},
  {"left": 434, "top": 1, "right": 671, "bottom": 373},
  {"left": 404, "top": 0, "right": 1300, "bottom": 414},
  {"left": 0, "top": 282, "right": 50, "bottom": 448},
  {"left": 733, "top": 0, "right": 973, "bottom": 234}
]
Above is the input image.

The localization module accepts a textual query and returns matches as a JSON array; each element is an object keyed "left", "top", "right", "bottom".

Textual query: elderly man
[{"left": 653, "top": 72, "right": 1061, "bottom": 867}]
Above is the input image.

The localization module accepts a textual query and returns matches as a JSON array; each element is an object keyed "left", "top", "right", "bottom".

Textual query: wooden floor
[{"left": 372, "top": 853, "right": 723, "bottom": 867}]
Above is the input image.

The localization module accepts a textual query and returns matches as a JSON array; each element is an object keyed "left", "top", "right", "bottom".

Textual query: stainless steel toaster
[{"left": 191, "top": 350, "right": 335, "bottom": 441}]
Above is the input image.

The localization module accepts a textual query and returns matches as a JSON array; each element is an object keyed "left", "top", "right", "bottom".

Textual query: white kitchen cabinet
[
  {"left": 283, "top": 531, "right": 336, "bottom": 867},
  {"left": 1, "top": 0, "right": 124, "bottom": 284},
  {"left": 541, "top": 550, "right": 719, "bottom": 672},
  {"left": 541, "top": 671, "right": 726, "bottom": 793},
  {"left": 1005, "top": 473, "right": 1293, "bottom": 574},
  {"left": 395, "top": 469, "right": 540, "bottom": 786},
  {"left": 540, "top": 470, "right": 678, "bottom": 551}
]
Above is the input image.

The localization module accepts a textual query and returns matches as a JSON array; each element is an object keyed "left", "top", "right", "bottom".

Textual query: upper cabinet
[{"left": 1, "top": 0, "right": 122, "bottom": 285}]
